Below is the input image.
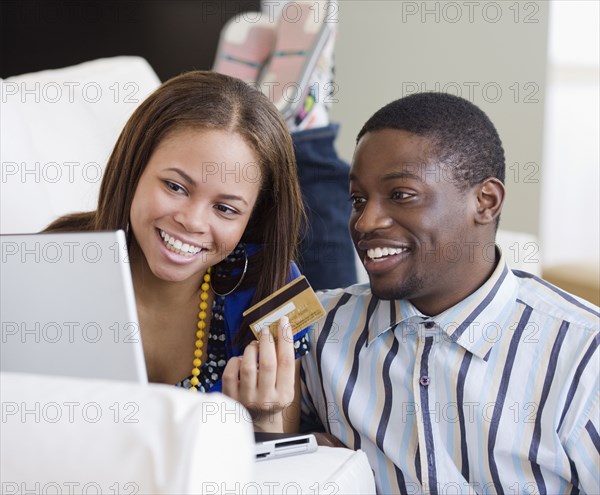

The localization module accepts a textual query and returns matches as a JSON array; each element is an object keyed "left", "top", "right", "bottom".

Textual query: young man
[{"left": 300, "top": 93, "right": 599, "bottom": 494}]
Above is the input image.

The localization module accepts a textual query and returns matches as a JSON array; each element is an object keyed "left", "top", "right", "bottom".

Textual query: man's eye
[{"left": 392, "top": 191, "right": 412, "bottom": 200}]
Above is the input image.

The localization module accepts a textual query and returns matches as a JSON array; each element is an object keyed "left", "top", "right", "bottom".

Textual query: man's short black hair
[{"left": 357, "top": 92, "right": 505, "bottom": 189}]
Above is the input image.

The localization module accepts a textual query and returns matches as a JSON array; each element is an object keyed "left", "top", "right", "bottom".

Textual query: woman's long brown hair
[{"left": 45, "top": 71, "right": 305, "bottom": 350}]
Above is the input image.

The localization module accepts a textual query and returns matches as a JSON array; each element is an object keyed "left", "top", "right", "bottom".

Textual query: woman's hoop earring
[
  {"left": 125, "top": 222, "right": 133, "bottom": 249},
  {"left": 211, "top": 244, "right": 249, "bottom": 297}
]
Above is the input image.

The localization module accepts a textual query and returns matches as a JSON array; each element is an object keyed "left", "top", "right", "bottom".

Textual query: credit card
[{"left": 242, "top": 276, "right": 325, "bottom": 340}]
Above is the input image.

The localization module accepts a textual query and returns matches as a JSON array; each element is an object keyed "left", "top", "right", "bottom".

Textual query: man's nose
[{"left": 352, "top": 200, "right": 393, "bottom": 234}]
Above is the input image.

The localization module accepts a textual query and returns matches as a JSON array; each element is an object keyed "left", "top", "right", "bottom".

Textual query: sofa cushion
[{"left": 1, "top": 56, "right": 161, "bottom": 234}]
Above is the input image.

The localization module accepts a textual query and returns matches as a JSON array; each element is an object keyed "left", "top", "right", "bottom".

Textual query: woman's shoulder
[
  {"left": 288, "top": 260, "right": 302, "bottom": 281},
  {"left": 43, "top": 211, "right": 96, "bottom": 233}
]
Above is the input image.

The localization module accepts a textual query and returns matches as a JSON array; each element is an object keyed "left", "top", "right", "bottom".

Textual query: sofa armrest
[
  {"left": 1, "top": 372, "right": 254, "bottom": 494},
  {"left": 542, "top": 262, "right": 600, "bottom": 306}
]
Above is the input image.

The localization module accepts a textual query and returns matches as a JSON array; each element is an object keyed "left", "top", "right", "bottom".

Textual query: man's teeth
[
  {"left": 367, "top": 247, "right": 408, "bottom": 260},
  {"left": 159, "top": 230, "right": 202, "bottom": 255}
]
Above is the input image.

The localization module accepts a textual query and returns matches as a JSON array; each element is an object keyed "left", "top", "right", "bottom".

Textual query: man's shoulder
[
  {"left": 512, "top": 269, "right": 599, "bottom": 332},
  {"left": 316, "top": 283, "right": 373, "bottom": 307}
]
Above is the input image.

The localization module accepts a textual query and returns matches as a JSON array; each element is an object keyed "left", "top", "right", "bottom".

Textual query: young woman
[{"left": 45, "top": 71, "right": 306, "bottom": 431}]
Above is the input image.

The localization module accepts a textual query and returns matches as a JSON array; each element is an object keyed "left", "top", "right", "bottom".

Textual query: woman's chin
[{"left": 149, "top": 263, "right": 205, "bottom": 285}]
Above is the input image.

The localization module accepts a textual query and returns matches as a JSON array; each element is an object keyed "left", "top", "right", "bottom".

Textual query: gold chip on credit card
[{"left": 242, "top": 276, "right": 325, "bottom": 340}]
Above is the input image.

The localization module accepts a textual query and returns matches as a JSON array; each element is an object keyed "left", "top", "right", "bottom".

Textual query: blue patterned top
[{"left": 176, "top": 244, "right": 310, "bottom": 392}]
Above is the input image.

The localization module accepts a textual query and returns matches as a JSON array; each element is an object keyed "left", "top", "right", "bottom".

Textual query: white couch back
[{"left": 1, "top": 57, "right": 161, "bottom": 234}]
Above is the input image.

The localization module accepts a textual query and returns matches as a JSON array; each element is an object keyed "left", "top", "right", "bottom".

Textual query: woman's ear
[{"left": 474, "top": 178, "right": 505, "bottom": 225}]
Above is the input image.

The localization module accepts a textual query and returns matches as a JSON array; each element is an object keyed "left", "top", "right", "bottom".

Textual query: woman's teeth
[
  {"left": 367, "top": 247, "right": 408, "bottom": 260},
  {"left": 159, "top": 230, "right": 202, "bottom": 256}
]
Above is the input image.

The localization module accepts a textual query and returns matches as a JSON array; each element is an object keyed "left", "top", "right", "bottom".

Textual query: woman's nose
[{"left": 174, "top": 201, "right": 209, "bottom": 233}]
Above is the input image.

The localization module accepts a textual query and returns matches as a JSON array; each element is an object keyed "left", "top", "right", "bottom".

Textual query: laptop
[
  {"left": 254, "top": 432, "right": 318, "bottom": 461},
  {"left": 0, "top": 230, "right": 148, "bottom": 383}
]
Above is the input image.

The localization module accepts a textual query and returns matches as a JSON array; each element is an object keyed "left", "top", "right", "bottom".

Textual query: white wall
[
  {"left": 540, "top": 0, "right": 599, "bottom": 267},
  {"left": 330, "top": 0, "right": 550, "bottom": 241}
]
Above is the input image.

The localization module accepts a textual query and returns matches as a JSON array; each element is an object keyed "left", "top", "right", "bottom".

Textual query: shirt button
[
  {"left": 420, "top": 376, "right": 430, "bottom": 387},
  {"left": 424, "top": 321, "right": 435, "bottom": 329}
]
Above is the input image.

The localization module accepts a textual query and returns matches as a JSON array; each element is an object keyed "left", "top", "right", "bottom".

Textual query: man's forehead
[
  {"left": 358, "top": 127, "right": 432, "bottom": 146},
  {"left": 354, "top": 129, "right": 435, "bottom": 161},
  {"left": 352, "top": 130, "right": 439, "bottom": 172},
  {"left": 349, "top": 160, "right": 446, "bottom": 184}
]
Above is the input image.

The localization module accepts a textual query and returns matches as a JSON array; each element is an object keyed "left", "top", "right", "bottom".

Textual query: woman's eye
[
  {"left": 215, "top": 204, "right": 238, "bottom": 216},
  {"left": 165, "top": 180, "right": 185, "bottom": 194},
  {"left": 350, "top": 195, "right": 366, "bottom": 207}
]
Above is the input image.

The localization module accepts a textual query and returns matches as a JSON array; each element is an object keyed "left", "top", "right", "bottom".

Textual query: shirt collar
[
  {"left": 366, "top": 248, "right": 520, "bottom": 360},
  {"left": 367, "top": 297, "right": 423, "bottom": 344}
]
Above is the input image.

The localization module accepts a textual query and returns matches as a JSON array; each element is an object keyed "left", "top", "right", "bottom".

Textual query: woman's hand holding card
[{"left": 223, "top": 316, "right": 297, "bottom": 433}]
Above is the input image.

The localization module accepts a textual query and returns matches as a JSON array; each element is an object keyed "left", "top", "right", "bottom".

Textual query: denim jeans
[{"left": 293, "top": 124, "right": 358, "bottom": 290}]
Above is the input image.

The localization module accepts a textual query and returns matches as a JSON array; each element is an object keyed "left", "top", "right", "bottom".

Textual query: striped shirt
[{"left": 300, "top": 252, "right": 600, "bottom": 494}]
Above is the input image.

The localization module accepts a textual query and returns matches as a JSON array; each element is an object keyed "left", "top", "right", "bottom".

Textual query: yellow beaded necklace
[{"left": 189, "top": 268, "right": 211, "bottom": 392}]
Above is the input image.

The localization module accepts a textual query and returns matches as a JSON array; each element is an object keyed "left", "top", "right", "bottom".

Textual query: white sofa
[
  {"left": 0, "top": 56, "right": 161, "bottom": 234},
  {"left": 1, "top": 371, "right": 376, "bottom": 495},
  {"left": 1, "top": 372, "right": 255, "bottom": 494}
]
